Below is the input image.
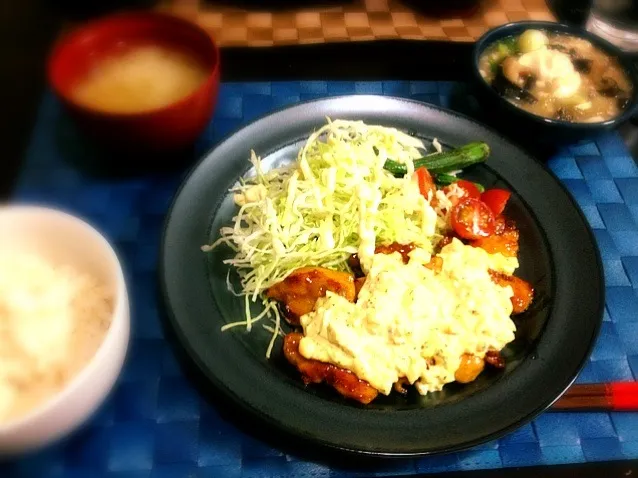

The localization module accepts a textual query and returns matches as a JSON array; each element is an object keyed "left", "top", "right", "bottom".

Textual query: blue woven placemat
[{"left": 1, "top": 81, "right": 638, "bottom": 477}]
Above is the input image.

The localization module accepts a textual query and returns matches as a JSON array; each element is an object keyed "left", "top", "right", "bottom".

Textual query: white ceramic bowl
[{"left": 0, "top": 205, "right": 130, "bottom": 457}]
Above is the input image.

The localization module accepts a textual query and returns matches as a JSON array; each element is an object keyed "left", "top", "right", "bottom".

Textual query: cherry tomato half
[
  {"left": 454, "top": 180, "right": 481, "bottom": 199},
  {"left": 413, "top": 167, "right": 436, "bottom": 200},
  {"left": 442, "top": 179, "right": 481, "bottom": 208},
  {"left": 451, "top": 198, "right": 496, "bottom": 240},
  {"left": 481, "top": 189, "right": 511, "bottom": 217}
]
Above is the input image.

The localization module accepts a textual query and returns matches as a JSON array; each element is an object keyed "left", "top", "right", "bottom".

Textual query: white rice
[{"left": 0, "top": 251, "right": 113, "bottom": 424}]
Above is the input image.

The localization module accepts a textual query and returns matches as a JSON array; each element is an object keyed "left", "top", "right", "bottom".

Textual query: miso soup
[{"left": 72, "top": 44, "right": 209, "bottom": 114}]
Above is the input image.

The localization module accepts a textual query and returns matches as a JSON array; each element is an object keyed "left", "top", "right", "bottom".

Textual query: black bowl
[{"left": 471, "top": 21, "right": 638, "bottom": 145}]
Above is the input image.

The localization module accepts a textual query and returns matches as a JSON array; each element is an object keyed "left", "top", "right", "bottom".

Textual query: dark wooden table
[{"left": 2, "top": 0, "right": 637, "bottom": 476}]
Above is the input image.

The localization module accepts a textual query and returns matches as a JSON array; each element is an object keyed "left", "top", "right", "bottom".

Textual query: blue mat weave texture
[{"left": 1, "top": 81, "right": 638, "bottom": 477}]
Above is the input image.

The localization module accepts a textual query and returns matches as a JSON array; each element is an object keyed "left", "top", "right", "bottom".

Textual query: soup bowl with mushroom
[{"left": 472, "top": 21, "right": 638, "bottom": 143}]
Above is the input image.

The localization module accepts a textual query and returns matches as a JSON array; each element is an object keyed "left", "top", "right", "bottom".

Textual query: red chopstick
[{"left": 550, "top": 382, "right": 638, "bottom": 411}]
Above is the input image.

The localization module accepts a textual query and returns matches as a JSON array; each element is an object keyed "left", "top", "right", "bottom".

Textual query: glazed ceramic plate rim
[{"left": 159, "top": 95, "right": 604, "bottom": 456}]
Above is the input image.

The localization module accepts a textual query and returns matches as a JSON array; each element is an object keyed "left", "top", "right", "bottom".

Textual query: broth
[
  {"left": 71, "top": 44, "right": 209, "bottom": 114},
  {"left": 479, "top": 29, "right": 632, "bottom": 123}
]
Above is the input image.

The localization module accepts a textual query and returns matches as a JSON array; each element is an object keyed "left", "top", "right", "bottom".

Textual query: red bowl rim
[{"left": 47, "top": 10, "right": 221, "bottom": 119}]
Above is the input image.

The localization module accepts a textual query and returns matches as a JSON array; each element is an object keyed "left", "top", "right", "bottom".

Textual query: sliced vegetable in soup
[{"left": 479, "top": 29, "right": 633, "bottom": 123}]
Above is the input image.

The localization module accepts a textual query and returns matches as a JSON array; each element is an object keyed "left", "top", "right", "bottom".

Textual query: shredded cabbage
[{"left": 203, "top": 119, "right": 446, "bottom": 356}]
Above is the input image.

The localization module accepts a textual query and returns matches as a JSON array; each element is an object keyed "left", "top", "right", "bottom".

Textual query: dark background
[{"left": 1, "top": 0, "right": 637, "bottom": 476}]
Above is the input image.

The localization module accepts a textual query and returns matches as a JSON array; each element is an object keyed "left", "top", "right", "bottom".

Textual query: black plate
[{"left": 159, "top": 95, "right": 604, "bottom": 456}]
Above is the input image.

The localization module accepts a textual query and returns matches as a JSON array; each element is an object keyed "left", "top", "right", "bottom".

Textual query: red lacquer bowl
[{"left": 47, "top": 11, "right": 220, "bottom": 153}]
